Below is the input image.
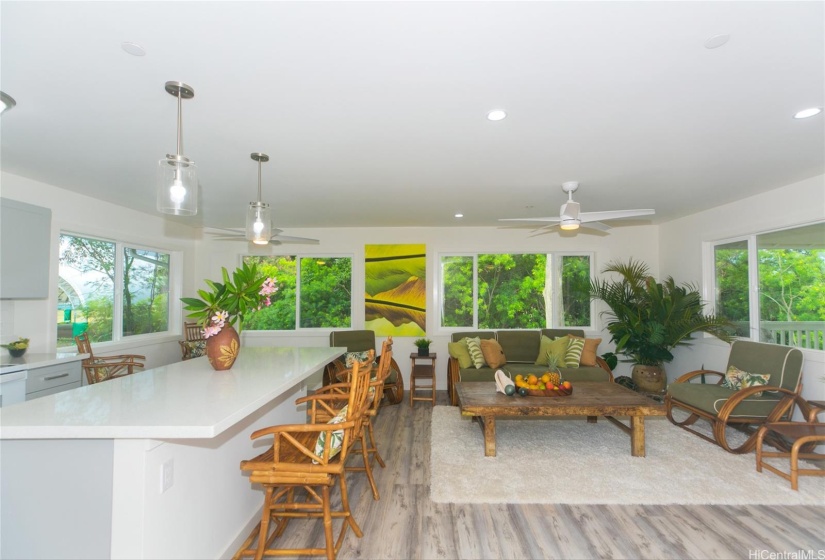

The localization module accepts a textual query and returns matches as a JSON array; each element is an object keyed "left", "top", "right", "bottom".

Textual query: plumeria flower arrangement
[{"left": 181, "top": 262, "right": 277, "bottom": 338}]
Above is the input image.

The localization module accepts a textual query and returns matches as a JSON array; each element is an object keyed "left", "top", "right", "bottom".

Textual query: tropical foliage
[
  {"left": 242, "top": 256, "right": 352, "bottom": 330},
  {"left": 590, "top": 259, "right": 734, "bottom": 366},
  {"left": 58, "top": 235, "right": 170, "bottom": 345},
  {"left": 441, "top": 253, "right": 591, "bottom": 329},
  {"left": 181, "top": 261, "right": 276, "bottom": 336},
  {"left": 365, "top": 244, "right": 426, "bottom": 336}
]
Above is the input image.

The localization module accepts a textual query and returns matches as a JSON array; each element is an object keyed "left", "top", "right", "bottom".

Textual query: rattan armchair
[
  {"left": 665, "top": 340, "right": 804, "bottom": 453},
  {"left": 234, "top": 355, "right": 374, "bottom": 560},
  {"left": 325, "top": 330, "right": 403, "bottom": 405},
  {"left": 74, "top": 332, "right": 145, "bottom": 385},
  {"left": 179, "top": 322, "right": 207, "bottom": 360}
]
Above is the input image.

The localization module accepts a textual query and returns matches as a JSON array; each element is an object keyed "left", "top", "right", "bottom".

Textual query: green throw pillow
[
  {"left": 564, "top": 335, "right": 584, "bottom": 368},
  {"left": 535, "top": 335, "right": 555, "bottom": 365},
  {"left": 465, "top": 337, "right": 487, "bottom": 369},
  {"left": 448, "top": 340, "right": 473, "bottom": 369},
  {"left": 544, "top": 337, "right": 570, "bottom": 368}
]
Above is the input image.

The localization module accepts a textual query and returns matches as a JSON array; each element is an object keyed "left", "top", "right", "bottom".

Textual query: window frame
[
  {"left": 57, "top": 231, "right": 182, "bottom": 349},
  {"left": 436, "top": 250, "right": 596, "bottom": 333},
  {"left": 704, "top": 221, "right": 825, "bottom": 352},
  {"left": 241, "top": 252, "right": 355, "bottom": 332}
]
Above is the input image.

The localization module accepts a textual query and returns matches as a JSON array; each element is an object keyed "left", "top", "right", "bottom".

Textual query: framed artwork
[{"left": 364, "top": 244, "right": 426, "bottom": 336}]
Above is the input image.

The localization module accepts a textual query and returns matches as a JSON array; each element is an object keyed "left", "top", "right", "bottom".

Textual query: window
[
  {"left": 711, "top": 222, "right": 825, "bottom": 350},
  {"left": 58, "top": 234, "right": 172, "bottom": 346},
  {"left": 242, "top": 255, "right": 352, "bottom": 330},
  {"left": 440, "top": 253, "right": 593, "bottom": 330}
]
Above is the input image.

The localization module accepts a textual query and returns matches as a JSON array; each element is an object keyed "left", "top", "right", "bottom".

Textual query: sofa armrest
[
  {"left": 447, "top": 357, "right": 461, "bottom": 406},
  {"left": 595, "top": 356, "right": 615, "bottom": 382}
]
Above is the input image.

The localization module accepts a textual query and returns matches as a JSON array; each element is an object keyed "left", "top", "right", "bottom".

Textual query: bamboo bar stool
[
  {"left": 233, "top": 355, "right": 374, "bottom": 560},
  {"left": 307, "top": 339, "right": 394, "bottom": 500}
]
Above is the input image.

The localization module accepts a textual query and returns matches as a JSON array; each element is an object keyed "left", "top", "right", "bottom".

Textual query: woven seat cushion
[{"left": 667, "top": 382, "right": 785, "bottom": 418}]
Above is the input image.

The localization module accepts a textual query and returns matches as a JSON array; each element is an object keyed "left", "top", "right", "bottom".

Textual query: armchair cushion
[
  {"left": 329, "top": 330, "right": 376, "bottom": 353},
  {"left": 726, "top": 340, "right": 803, "bottom": 393},
  {"left": 667, "top": 382, "right": 785, "bottom": 418}
]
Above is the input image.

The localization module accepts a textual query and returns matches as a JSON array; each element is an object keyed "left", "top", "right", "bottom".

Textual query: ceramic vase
[
  {"left": 632, "top": 364, "right": 666, "bottom": 393},
  {"left": 206, "top": 324, "right": 240, "bottom": 371}
]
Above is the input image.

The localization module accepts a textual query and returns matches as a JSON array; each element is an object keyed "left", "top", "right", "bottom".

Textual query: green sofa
[{"left": 447, "top": 329, "right": 613, "bottom": 405}]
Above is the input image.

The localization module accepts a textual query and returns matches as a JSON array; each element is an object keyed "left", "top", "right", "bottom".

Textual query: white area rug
[{"left": 430, "top": 406, "right": 825, "bottom": 505}]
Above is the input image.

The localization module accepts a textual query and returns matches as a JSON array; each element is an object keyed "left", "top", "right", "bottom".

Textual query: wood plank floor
[{"left": 261, "top": 391, "right": 825, "bottom": 560}]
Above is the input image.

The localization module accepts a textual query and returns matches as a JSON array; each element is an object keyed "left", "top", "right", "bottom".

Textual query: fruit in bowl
[{"left": 2, "top": 337, "right": 29, "bottom": 358}]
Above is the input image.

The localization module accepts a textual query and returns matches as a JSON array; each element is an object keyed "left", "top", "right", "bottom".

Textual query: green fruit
[
  {"left": 518, "top": 387, "right": 528, "bottom": 397},
  {"left": 504, "top": 385, "right": 515, "bottom": 396}
]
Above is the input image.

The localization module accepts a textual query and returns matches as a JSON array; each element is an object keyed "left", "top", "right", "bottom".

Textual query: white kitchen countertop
[
  {"left": 0, "top": 352, "right": 86, "bottom": 371},
  {"left": 0, "top": 346, "right": 343, "bottom": 440}
]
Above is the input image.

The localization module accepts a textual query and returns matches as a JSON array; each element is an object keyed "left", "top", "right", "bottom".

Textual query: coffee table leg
[
  {"left": 481, "top": 415, "right": 496, "bottom": 457},
  {"left": 631, "top": 415, "right": 645, "bottom": 457}
]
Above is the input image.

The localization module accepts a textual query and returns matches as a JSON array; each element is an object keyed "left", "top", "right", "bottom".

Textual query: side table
[
  {"left": 755, "top": 399, "right": 825, "bottom": 490},
  {"left": 410, "top": 353, "right": 436, "bottom": 406}
]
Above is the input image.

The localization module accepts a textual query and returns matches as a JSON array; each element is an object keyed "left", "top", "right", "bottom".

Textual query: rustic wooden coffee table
[{"left": 456, "top": 381, "right": 666, "bottom": 457}]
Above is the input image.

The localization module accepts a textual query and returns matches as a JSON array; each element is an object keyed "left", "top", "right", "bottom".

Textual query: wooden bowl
[{"left": 526, "top": 387, "right": 573, "bottom": 397}]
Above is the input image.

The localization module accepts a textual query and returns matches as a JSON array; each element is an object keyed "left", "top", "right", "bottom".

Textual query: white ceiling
[{"left": 1, "top": 1, "right": 823, "bottom": 232}]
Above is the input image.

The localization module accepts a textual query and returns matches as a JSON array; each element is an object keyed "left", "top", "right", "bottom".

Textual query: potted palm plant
[{"left": 589, "top": 259, "right": 733, "bottom": 392}]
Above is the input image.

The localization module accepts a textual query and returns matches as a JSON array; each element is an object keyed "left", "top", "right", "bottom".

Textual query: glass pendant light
[
  {"left": 157, "top": 81, "right": 198, "bottom": 216},
  {"left": 245, "top": 153, "right": 272, "bottom": 245}
]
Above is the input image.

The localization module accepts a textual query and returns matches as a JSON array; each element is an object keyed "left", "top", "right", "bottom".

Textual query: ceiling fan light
[
  {"left": 559, "top": 220, "right": 580, "bottom": 231},
  {"left": 246, "top": 202, "right": 272, "bottom": 244}
]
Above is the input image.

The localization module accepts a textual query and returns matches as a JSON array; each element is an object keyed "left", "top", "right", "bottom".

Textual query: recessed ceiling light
[
  {"left": 794, "top": 107, "right": 822, "bottom": 119},
  {"left": 454, "top": 213, "right": 464, "bottom": 218},
  {"left": 704, "top": 34, "right": 730, "bottom": 49},
  {"left": 486, "top": 110, "right": 507, "bottom": 121},
  {"left": 0, "top": 91, "right": 16, "bottom": 114},
  {"left": 121, "top": 41, "right": 146, "bottom": 56}
]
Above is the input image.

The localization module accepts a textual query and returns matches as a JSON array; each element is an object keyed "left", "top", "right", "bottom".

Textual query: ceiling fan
[
  {"left": 499, "top": 181, "right": 655, "bottom": 233},
  {"left": 206, "top": 153, "right": 319, "bottom": 246}
]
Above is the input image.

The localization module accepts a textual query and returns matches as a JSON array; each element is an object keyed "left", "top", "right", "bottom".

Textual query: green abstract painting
[{"left": 365, "top": 244, "right": 426, "bottom": 336}]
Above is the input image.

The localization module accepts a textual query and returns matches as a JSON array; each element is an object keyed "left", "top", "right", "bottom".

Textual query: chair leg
[
  {"left": 255, "top": 486, "right": 274, "bottom": 560},
  {"left": 359, "top": 428, "right": 380, "bottom": 500},
  {"left": 338, "top": 471, "right": 363, "bottom": 541},
  {"left": 366, "top": 417, "right": 386, "bottom": 468}
]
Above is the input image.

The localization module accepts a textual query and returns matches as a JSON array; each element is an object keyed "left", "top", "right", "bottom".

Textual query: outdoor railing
[{"left": 730, "top": 321, "right": 825, "bottom": 351}]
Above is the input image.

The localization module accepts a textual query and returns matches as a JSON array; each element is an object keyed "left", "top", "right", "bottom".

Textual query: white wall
[
  {"left": 0, "top": 172, "right": 200, "bottom": 369},
  {"left": 201, "top": 224, "right": 661, "bottom": 388},
  {"left": 658, "top": 174, "right": 825, "bottom": 404}
]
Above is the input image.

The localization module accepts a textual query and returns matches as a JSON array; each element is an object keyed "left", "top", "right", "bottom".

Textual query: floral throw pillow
[
  {"left": 740, "top": 372, "right": 771, "bottom": 397},
  {"left": 345, "top": 351, "right": 371, "bottom": 368},
  {"left": 183, "top": 340, "right": 206, "bottom": 359},
  {"left": 313, "top": 405, "right": 348, "bottom": 464},
  {"left": 721, "top": 365, "right": 747, "bottom": 390}
]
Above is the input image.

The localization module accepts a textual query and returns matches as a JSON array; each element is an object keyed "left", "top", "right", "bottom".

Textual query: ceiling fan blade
[
  {"left": 579, "top": 209, "right": 655, "bottom": 222},
  {"left": 210, "top": 236, "right": 247, "bottom": 240},
  {"left": 580, "top": 221, "right": 611, "bottom": 232},
  {"left": 528, "top": 225, "right": 560, "bottom": 237},
  {"left": 270, "top": 235, "right": 320, "bottom": 245},
  {"left": 560, "top": 201, "right": 580, "bottom": 221},
  {"left": 498, "top": 217, "right": 562, "bottom": 223}
]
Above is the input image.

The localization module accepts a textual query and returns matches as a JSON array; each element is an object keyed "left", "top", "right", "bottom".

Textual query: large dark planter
[
  {"left": 632, "top": 364, "right": 666, "bottom": 393},
  {"left": 206, "top": 324, "right": 241, "bottom": 371},
  {"left": 417, "top": 347, "right": 430, "bottom": 357}
]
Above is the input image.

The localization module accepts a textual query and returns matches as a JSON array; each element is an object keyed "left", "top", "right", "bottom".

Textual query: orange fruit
[
  {"left": 527, "top": 374, "right": 538, "bottom": 385},
  {"left": 541, "top": 373, "right": 551, "bottom": 384}
]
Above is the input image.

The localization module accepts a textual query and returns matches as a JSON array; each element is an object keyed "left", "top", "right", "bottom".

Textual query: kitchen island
[{"left": 0, "top": 346, "right": 343, "bottom": 560}]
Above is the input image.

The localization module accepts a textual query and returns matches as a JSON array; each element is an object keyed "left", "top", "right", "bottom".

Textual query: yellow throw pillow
[
  {"left": 580, "top": 338, "right": 602, "bottom": 366},
  {"left": 535, "top": 335, "right": 555, "bottom": 365},
  {"left": 480, "top": 339, "right": 507, "bottom": 369},
  {"left": 448, "top": 340, "right": 473, "bottom": 369}
]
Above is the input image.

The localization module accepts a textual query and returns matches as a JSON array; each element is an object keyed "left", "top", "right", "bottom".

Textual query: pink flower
[
  {"left": 259, "top": 278, "right": 278, "bottom": 297},
  {"left": 202, "top": 325, "right": 221, "bottom": 339}
]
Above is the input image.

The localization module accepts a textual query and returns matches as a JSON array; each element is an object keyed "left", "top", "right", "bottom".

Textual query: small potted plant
[
  {"left": 414, "top": 338, "right": 432, "bottom": 356},
  {"left": 2, "top": 337, "right": 30, "bottom": 358}
]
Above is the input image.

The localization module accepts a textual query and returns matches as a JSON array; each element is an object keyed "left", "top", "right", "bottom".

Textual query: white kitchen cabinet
[
  {"left": 0, "top": 198, "right": 52, "bottom": 299},
  {"left": 25, "top": 361, "right": 82, "bottom": 401}
]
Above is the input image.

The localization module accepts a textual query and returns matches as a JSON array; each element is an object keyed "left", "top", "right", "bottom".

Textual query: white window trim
[
  {"left": 242, "top": 252, "right": 355, "bottom": 332},
  {"left": 57, "top": 231, "right": 181, "bottom": 349},
  {"left": 435, "top": 251, "right": 595, "bottom": 334},
  {"left": 704, "top": 220, "right": 824, "bottom": 356}
]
